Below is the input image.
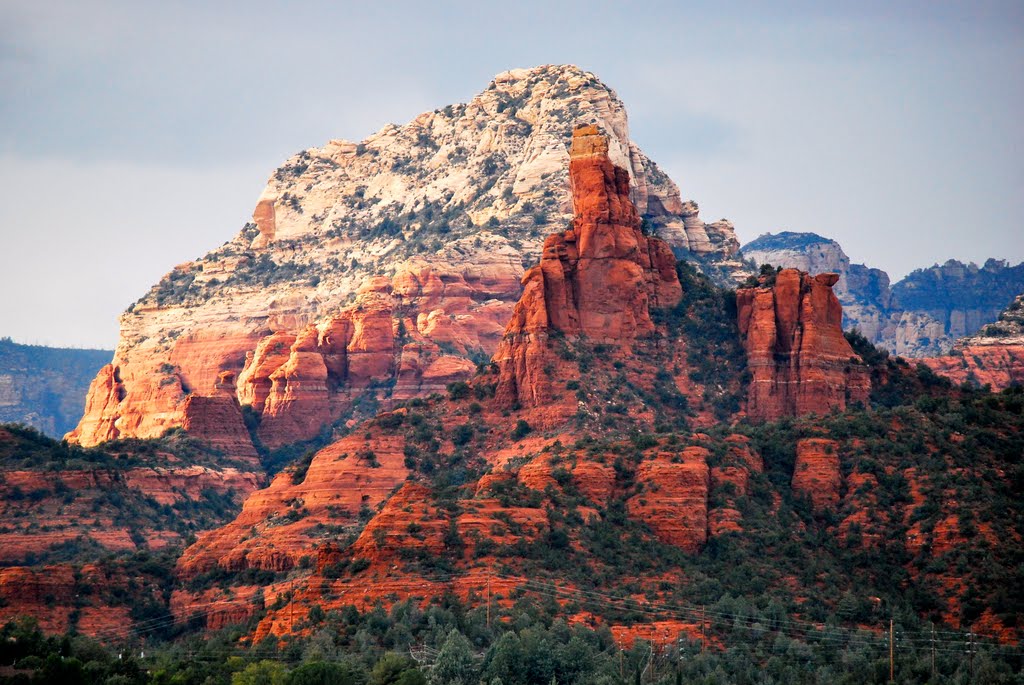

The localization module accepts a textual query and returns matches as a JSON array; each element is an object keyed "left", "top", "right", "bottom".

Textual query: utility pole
[
  {"left": 967, "top": 631, "right": 976, "bottom": 681},
  {"left": 486, "top": 572, "right": 491, "bottom": 629},
  {"left": 930, "top": 622, "right": 936, "bottom": 680},
  {"left": 889, "top": 618, "right": 894, "bottom": 684},
  {"left": 700, "top": 606, "right": 706, "bottom": 655}
]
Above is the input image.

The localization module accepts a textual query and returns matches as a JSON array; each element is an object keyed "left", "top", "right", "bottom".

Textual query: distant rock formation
[
  {"left": 741, "top": 232, "right": 1024, "bottom": 357},
  {"left": 737, "top": 268, "right": 870, "bottom": 420},
  {"left": 0, "top": 339, "right": 111, "bottom": 437}
]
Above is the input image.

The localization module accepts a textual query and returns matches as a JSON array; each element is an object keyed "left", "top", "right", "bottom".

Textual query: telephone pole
[
  {"left": 930, "top": 622, "right": 936, "bottom": 680},
  {"left": 700, "top": 606, "right": 706, "bottom": 655},
  {"left": 889, "top": 619, "right": 894, "bottom": 683},
  {"left": 967, "top": 631, "right": 976, "bottom": 681}
]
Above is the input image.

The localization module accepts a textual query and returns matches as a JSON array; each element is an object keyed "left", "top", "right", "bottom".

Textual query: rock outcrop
[
  {"left": 68, "top": 65, "right": 742, "bottom": 453},
  {"left": 627, "top": 448, "right": 710, "bottom": 553},
  {"left": 493, "top": 125, "right": 682, "bottom": 412},
  {"left": 742, "top": 233, "right": 1024, "bottom": 357},
  {"left": 737, "top": 269, "right": 870, "bottom": 420},
  {"left": 791, "top": 438, "right": 842, "bottom": 512}
]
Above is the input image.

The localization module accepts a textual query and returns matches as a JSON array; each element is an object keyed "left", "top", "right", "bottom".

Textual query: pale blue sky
[{"left": 1, "top": 1, "right": 1021, "bottom": 348}]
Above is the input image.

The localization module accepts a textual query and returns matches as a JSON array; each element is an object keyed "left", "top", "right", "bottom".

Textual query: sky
[{"left": 1, "top": 0, "right": 1022, "bottom": 349}]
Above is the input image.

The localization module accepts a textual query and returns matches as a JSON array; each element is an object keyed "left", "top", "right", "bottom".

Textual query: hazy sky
[{"left": 1, "top": 0, "right": 1022, "bottom": 349}]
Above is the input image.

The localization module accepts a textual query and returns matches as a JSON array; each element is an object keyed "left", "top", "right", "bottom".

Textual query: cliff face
[
  {"left": 0, "top": 340, "right": 111, "bottom": 437},
  {"left": 492, "top": 126, "right": 682, "bottom": 414},
  {"left": 741, "top": 233, "right": 1024, "bottom": 357},
  {"left": 68, "top": 64, "right": 742, "bottom": 452},
  {"left": 737, "top": 269, "right": 870, "bottom": 420},
  {"left": 921, "top": 294, "right": 1024, "bottom": 389}
]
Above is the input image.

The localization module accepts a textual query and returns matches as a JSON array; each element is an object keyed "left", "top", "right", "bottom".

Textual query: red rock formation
[
  {"left": 68, "top": 329, "right": 266, "bottom": 449},
  {"left": 493, "top": 126, "right": 682, "bottom": 411},
  {"left": 737, "top": 269, "right": 870, "bottom": 420},
  {"left": 175, "top": 429, "right": 411, "bottom": 580},
  {"left": 0, "top": 564, "right": 157, "bottom": 639},
  {"left": 181, "top": 394, "right": 260, "bottom": 465},
  {"left": 239, "top": 288, "right": 398, "bottom": 448},
  {"left": 707, "top": 436, "right": 763, "bottom": 538},
  {"left": 627, "top": 448, "right": 710, "bottom": 553},
  {"left": 792, "top": 438, "right": 842, "bottom": 512}
]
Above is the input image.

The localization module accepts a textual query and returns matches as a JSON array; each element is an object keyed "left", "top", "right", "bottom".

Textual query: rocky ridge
[
  {"left": 171, "top": 130, "right": 723, "bottom": 638},
  {"left": 68, "top": 64, "right": 744, "bottom": 453},
  {"left": 3, "top": 121, "right": 1019, "bottom": 646},
  {"left": 0, "top": 339, "right": 111, "bottom": 437}
]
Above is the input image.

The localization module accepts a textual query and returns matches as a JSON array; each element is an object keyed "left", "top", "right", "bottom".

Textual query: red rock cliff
[
  {"left": 737, "top": 269, "right": 870, "bottom": 420},
  {"left": 493, "top": 125, "right": 682, "bottom": 410}
]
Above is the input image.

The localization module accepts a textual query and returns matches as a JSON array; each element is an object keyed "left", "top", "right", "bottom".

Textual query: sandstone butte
[
  {"left": 66, "top": 64, "right": 748, "bottom": 454},
  {"left": 737, "top": 269, "right": 871, "bottom": 421},
  {"left": 171, "top": 128, "right": 742, "bottom": 641},
  {"left": 492, "top": 124, "right": 682, "bottom": 419}
]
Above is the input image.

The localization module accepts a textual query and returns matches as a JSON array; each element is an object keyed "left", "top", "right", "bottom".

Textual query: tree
[
  {"left": 233, "top": 660, "right": 289, "bottom": 685},
  {"left": 483, "top": 632, "right": 523, "bottom": 685},
  {"left": 287, "top": 660, "right": 364, "bottom": 685},
  {"left": 372, "top": 653, "right": 424, "bottom": 685},
  {"left": 429, "top": 629, "right": 478, "bottom": 685}
]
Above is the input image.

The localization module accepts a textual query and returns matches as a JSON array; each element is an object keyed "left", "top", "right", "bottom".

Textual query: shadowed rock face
[
  {"left": 737, "top": 269, "right": 870, "bottom": 420},
  {"left": 493, "top": 125, "right": 682, "bottom": 412}
]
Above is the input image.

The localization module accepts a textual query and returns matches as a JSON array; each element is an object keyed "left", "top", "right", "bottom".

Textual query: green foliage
[
  {"left": 429, "top": 629, "right": 478, "bottom": 685},
  {"left": 233, "top": 659, "right": 289, "bottom": 685},
  {"left": 447, "top": 382, "right": 471, "bottom": 401},
  {"left": 370, "top": 653, "right": 425, "bottom": 685},
  {"left": 652, "top": 261, "right": 747, "bottom": 419},
  {"left": 288, "top": 660, "right": 364, "bottom": 685},
  {"left": 511, "top": 420, "right": 532, "bottom": 441}
]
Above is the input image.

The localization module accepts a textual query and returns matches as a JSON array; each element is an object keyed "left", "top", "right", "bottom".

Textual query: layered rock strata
[
  {"left": 627, "top": 447, "right": 710, "bottom": 553},
  {"left": 791, "top": 438, "right": 842, "bottom": 512},
  {"left": 737, "top": 269, "right": 870, "bottom": 420}
]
